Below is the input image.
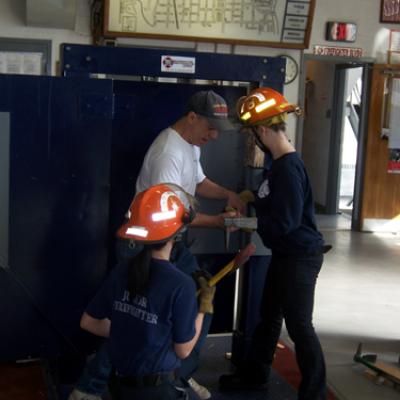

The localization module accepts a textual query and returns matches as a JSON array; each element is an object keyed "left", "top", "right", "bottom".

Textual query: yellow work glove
[
  {"left": 197, "top": 276, "right": 216, "bottom": 314},
  {"left": 225, "top": 190, "right": 255, "bottom": 214},
  {"left": 239, "top": 189, "right": 255, "bottom": 205},
  {"left": 225, "top": 190, "right": 256, "bottom": 233}
]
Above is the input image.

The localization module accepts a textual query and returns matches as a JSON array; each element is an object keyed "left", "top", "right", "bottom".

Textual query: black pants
[{"left": 248, "top": 253, "right": 327, "bottom": 400}]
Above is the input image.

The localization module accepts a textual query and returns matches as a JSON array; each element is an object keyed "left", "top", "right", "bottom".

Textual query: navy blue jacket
[
  {"left": 255, "top": 152, "right": 324, "bottom": 256},
  {"left": 86, "top": 259, "right": 197, "bottom": 376}
]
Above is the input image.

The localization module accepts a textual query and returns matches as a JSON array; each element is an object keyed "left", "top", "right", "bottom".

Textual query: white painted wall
[
  {"left": 308, "top": 0, "right": 393, "bottom": 62},
  {"left": 0, "top": 0, "right": 91, "bottom": 75}
]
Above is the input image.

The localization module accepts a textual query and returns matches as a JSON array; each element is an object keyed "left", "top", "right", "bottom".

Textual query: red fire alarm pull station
[{"left": 326, "top": 22, "right": 357, "bottom": 43}]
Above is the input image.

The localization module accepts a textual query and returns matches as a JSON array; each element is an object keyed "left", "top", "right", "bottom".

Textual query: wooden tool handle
[{"left": 196, "top": 243, "right": 256, "bottom": 296}]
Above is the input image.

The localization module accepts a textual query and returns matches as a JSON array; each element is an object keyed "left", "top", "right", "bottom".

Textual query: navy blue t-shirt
[
  {"left": 255, "top": 152, "right": 324, "bottom": 256},
  {"left": 85, "top": 258, "right": 198, "bottom": 376}
]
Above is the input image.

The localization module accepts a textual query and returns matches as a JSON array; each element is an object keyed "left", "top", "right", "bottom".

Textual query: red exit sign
[{"left": 326, "top": 22, "right": 357, "bottom": 42}]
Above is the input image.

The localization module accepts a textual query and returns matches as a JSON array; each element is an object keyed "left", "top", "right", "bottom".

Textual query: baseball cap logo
[
  {"left": 213, "top": 103, "right": 228, "bottom": 117},
  {"left": 186, "top": 90, "right": 233, "bottom": 131}
]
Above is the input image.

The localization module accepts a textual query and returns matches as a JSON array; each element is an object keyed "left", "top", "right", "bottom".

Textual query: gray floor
[{"left": 281, "top": 213, "right": 400, "bottom": 400}]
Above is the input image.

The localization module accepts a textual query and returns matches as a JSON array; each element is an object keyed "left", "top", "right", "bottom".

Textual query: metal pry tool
[
  {"left": 224, "top": 217, "right": 258, "bottom": 250},
  {"left": 224, "top": 217, "right": 258, "bottom": 230}
]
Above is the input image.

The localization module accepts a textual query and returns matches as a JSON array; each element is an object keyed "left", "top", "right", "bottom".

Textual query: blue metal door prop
[{"left": 0, "top": 44, "right": 285, "bottom": 362}]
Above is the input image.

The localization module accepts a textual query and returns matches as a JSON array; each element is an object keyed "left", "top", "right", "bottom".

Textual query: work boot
[
  {"left": 219, "top": 369, "right": 269, "bottom": 391},
  {"left": 187, "top": 377, "right": 211, "bottom": 399},
  {"left": 68, "top": 388, "right": 102, "bottom": 400}
]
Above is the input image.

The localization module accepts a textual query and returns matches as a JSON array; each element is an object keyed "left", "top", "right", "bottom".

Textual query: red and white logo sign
[
  {"left": 161, "top": 55, "right": 196, "bottom": 74},
  {"left": 313, "top": 45, "right": 363, "bottom": 58},
  {"left": 162, "top": 56, "right": 174, "bottom": 69}
]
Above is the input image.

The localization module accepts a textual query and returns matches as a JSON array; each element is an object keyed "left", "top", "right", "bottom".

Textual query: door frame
[
  {"left": 351, "top": 65, "right": 372, "bottom": 230},
  {"left": 297, "top": 54, "right": 373, "bottom": 229}
]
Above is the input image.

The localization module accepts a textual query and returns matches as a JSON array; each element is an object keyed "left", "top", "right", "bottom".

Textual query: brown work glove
[{"left": 197, "top": 276, "right": 216, "bottom": 314}]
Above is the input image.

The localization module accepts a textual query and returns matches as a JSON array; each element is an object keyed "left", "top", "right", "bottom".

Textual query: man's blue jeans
[
  {"left": 75, "top": 238, "right": 211, "bottom": 395},
  {"left": 170, "top": 240, "right": 213, "bottom": 380},
  {"left": 75, "top": 340, "right": 112, "bottom": 396}
]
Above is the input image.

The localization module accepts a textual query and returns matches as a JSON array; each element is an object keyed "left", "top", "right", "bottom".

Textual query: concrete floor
[{"left": 282, "top": 214, "right": 400, "bottom": 400}]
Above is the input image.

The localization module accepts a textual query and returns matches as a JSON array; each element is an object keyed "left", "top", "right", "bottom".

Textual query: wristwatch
[{"left": 278, "top": 54, "right": 299, "bottom": 85}]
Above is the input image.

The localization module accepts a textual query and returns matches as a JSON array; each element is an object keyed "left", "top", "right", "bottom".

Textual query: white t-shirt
[{"left": 135, "top": 127, "right": 206, "bottom": 196}]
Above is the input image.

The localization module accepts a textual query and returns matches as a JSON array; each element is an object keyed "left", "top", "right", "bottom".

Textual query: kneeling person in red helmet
[
  {"left": 80, "top": 183, "right": 215, "bottom": 400},
  {"left": 219, "top": 88, "right": 328, "bottom": 400}
]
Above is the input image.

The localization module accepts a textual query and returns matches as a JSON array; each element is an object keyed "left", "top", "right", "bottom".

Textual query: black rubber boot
[{"left": 219, "top": 368, "right": 269, "bottom": 391}]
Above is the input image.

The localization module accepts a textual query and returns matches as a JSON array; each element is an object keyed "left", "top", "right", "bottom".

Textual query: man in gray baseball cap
[
  {"left": 136, "top": 90, "right": 244, "bottom": 399},
  {"left": 136, "top": 88, "right": 242, "bottom": 214}
]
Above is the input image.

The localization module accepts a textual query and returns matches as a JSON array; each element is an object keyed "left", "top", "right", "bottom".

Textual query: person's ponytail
[{"left": 126, "top": 243, "right": 165, "bottom": 298}]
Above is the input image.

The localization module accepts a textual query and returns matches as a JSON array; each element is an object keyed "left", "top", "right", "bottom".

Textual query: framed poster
[
  {"left": 102, "top": 0, "right": 316, "bottom": 49},
  {"left": 0, "top": 37, "right": 50, "bottom": 75},
  {"left": 381, "top": 0, "right": 400, "bottom": 23}
]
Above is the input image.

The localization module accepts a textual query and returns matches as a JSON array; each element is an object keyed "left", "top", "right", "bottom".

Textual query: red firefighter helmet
[
  {"left": 236, "top": 87, "right": 300, "bottom": 126},
  {"left": 117, "top": 183, "right": 195, "bottom": 243}
]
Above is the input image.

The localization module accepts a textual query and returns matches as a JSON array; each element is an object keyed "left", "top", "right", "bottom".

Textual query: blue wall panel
[{"left": 0, "top": 75, "right": 113, "bottom": 361}]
